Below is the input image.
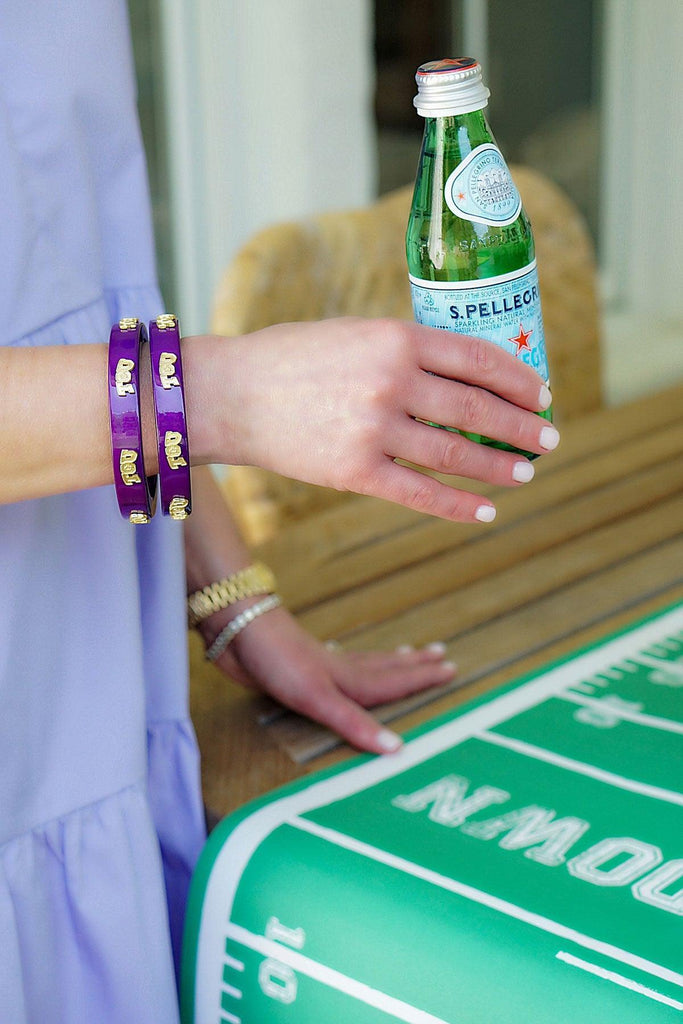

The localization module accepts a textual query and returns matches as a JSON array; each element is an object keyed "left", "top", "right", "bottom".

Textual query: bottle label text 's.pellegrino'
[
  {"left": 445, "top": 143, "right": 522, "bottom": 227},
  {"left": 409, "top": 261, "right": 549, "bottom": 381}
]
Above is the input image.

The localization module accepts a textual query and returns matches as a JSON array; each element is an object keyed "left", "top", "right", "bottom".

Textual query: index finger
[{"left": 414, "top": 323, "right": 552, "bottom": 413}]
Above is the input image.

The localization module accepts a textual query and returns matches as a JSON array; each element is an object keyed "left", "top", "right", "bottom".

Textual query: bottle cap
[{"left": 414, "top": 58, "right": 490, "bottom": 117}]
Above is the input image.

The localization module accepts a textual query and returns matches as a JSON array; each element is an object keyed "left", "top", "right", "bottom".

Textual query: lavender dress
[{"left": 0, "top": 4, "right": 206, "bottom": 1021}]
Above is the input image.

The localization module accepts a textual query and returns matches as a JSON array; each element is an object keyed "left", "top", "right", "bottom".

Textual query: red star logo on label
[
  {"left": 457, "top": 191, "right": 466, "bottom": 201},
  {"left": 509, "top": 323, "right": 533, "bottom": 353}
]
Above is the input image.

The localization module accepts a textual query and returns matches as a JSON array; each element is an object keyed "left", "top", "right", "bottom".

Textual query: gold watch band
[{"left": 187, "top": 561, "right": 276, "bottom": 628}]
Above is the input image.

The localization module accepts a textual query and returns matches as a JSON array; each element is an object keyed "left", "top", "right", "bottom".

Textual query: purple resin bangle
[
  {"left": 108, "top": 318, "right": 158, "bottom": 524},
  {"left": 148, "top": 314, "right": 192, "bottom": 520}
]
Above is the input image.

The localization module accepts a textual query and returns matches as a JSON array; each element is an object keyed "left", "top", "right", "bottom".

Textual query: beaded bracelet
[
  {"left": 108, "top": 318, "right": 158, "bottom": 524},
  {"left": 187, "top": 562, "right": 277, "bottom": 628},
  {"left": 205, "top": 594, "right": 282, "bottom": 662},
  {"left": 149, "top": 314, "right": 192, "bottom": 520}
]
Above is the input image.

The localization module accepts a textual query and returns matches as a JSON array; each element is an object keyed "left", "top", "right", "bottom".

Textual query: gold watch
[{"left": 187, "top": 561, "right": 276, "bottom": 628}]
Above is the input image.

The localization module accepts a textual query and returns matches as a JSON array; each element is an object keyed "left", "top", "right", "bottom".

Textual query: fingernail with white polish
[
  {"left": 512, "top": 460, "right": 535, "bottom": 483},
  {"left": 426, "top": 641, "right": 447, "bottom": 654},
  {"left": 540, "top": 425, "right": 560, "bottom": 451},
  {"left": 538, "top": 384, "right": 552, "bottom": 410},
  {"left": 396, "top": 644, "right": 414, "bottom": 655},
  {"left": 475, "top": 504, "right": 497, "bottom": 523},
  {"left": 377, "top": 729, "right": 403, "bottom": 752}
]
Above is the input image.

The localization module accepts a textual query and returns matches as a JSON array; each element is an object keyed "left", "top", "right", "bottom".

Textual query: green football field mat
[{"left": 182, "top": 602, "right": 683, "bottom": 1023}]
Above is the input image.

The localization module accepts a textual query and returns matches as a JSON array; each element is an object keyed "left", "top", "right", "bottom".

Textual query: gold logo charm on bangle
[
  {"left": 159, "top": 351, "right": 180, "bottom": 389},
  {"left": 115, "top": 357, "right": 136, "bottom": 397},
  {"left": 169, "top": 496, "right": 190, "bottom": 520},
  {"left": 164, "top": 430, "right": 187, "bottom": 470},
  {"left": 156, "top": 314, "right": 176, "bottom": 330},
  {"left": 120, "top": 448, "right": 142, "bottom": 486},
  {"left": 129, "top": 511, "right": 150, "bottom": 524},
  {"left": 118, "top": 317, "right": 139, "bottom": 331}
]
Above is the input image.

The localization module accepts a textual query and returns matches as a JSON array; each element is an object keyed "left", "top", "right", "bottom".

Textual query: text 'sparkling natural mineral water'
[{"left": 406, "top": 57, "right": 552, "bottom": 458}]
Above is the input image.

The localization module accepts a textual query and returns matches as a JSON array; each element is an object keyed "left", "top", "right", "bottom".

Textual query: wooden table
[{"left": 190, "top": 383, "right": 683, "bottom": 819}]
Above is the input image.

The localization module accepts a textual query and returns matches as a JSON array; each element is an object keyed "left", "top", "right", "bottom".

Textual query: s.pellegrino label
[{"left": 409, "top": 260, "right": 549, "bottom": 382}]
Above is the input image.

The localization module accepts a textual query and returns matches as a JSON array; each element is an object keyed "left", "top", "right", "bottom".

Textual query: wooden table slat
[
  {"left": 302, "top": 492, "right": 683, "bottom": 648},
  {"left": 296, "top": 456, "right": 683, "bottom": 638},
  {"left": 257, "top": 383, "right": 683, "bottom": 572},
  {"left": 271, "top": 419, "right": 683, "bottom": 610}
]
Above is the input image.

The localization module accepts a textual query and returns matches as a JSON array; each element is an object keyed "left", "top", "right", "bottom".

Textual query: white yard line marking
[
  {"left": 289, "top": 816, "right": 683, "bottom": 992},
  {"left": 556, "top": 951, "right": 683, "bottom": 1011},
  {"left": 224, "top": 955, "right": 245, "bottom": 972},
  {"left": 221, "top": 983, "right": 242, "bottom": 1000},
  {"left": 560, "top": 690, "right": 683, "bottom": 734},
  {"left": 569, "top": 682, "right": 602, "bottom": 694},
  {"left": 219, "top": 1012, "right": 241, "bottom": 1024},
  {"left": 225, "top": 923, "right": 453, "bottom": 1024},
  {"left": 636, "top": 653, "right": 683, "bottom": 681},
  {"left": 476, "top": 730, "right": 683, "bottom": 804}
]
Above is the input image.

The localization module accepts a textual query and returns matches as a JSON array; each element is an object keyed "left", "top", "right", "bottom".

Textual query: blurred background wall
[{"left": 130, "top": 0, "right": 682, "bottom": 405}]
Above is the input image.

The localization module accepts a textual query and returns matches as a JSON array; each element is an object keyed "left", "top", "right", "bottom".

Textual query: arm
[
  {"left": 0, "top": 318, "right": 557, "bottom": 518},
  {"left": 186, "top": 464, "right": 457, "bottom": 754}
]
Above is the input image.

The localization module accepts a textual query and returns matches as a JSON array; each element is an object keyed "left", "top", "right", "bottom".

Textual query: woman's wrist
[{"left": 181, "top": 332, "right": 247, "bottom": 468}]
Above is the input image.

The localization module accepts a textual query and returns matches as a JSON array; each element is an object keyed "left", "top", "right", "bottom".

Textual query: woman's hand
[
  {"left": 206, "top": 603, "right": 457, "bottom": 754},
  {"left": 187, "top": 466, "right": 456, "bottom": 754},
  {"left": 189, "top": 318, "right": 558, "bottom": 524}
]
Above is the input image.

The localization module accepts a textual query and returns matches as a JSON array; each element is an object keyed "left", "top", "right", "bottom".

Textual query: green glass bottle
[{"left": 406, "top": 57, "right": 552, "bottom": 458}]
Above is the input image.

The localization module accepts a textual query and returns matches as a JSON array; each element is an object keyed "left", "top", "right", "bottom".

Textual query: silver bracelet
[{"left": 205, "top": 594, "right": 282, "bottom": 663}]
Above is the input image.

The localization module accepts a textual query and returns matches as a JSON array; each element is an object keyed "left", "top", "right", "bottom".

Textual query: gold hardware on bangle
[
  {"left": 120, "top": 449, "right": 142, "bottom": 486},
  {"left": 169, "top": 496, "right": 190, "bottom": 520},
  {"left": 164, "top": 430, "right": 187, "bottom": 470},
  {"left": 156, "top": 313, "right": 177, "bottom": 330},
  {"left": 159, "top": 351, "right": 180, "bottom": 389},
  {"left": 129, "top": 511, "right": 150, "bottom": 524},
  {"left": 118, "top": 317, "right": 139, "bottom": 331},
  {"left": 187, "top": 562, "right": 277, "bottom": 628},
  {"left": 115, "top": 357, "right": 136, "bottom": 397}
]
